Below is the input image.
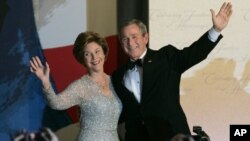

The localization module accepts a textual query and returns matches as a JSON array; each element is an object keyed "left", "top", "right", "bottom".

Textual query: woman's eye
[
  {"left": 96, "top": 50, "right": 101, "bottom": 54},
  {"left": 84, "top": 53, "right": 89, "bottom": 56}
]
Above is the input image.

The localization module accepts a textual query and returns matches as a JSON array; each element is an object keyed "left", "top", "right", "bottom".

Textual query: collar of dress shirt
[{"left": 129, "top": 48, "right": 147, "bottom": 63}]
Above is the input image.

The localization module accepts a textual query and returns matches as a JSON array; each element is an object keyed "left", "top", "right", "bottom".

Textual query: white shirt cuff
[{"left": 208, "top": 27, "right": 220, "bottom": 42}]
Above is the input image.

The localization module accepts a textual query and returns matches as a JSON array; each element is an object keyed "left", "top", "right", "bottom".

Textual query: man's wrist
[{"left": 208, "top": 27, "right": 221, "bottom": 42}]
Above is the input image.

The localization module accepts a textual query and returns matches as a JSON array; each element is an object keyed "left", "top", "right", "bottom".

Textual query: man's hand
[{"left": 210, "top": 2, "right": 233, "bottom": 32}]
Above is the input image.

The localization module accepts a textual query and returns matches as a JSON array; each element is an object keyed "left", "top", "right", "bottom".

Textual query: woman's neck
[
  {"left": 88, "top": 71, "right": 107, "bottom": 80},
  {"left": 88, "top": 71, "right": 109, "bottom": 93}
]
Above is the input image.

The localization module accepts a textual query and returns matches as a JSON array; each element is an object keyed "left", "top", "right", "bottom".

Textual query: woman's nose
[{"left": 91, "top": 54, "right": 96, "bottom": 59}]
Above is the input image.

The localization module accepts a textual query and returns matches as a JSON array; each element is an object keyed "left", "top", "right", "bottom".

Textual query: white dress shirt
[{"left": 123, "top": 50, "right": 147, "bottom": 102}]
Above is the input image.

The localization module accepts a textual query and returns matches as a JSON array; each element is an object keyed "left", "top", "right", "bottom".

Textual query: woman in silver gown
[{"left": 30, "top": 31, "right": 122, "bottom": 141}]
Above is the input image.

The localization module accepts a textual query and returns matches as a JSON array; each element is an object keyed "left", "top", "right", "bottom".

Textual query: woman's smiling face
[{"left": 83, "top": 42, "right": 106, "bottom": 73}]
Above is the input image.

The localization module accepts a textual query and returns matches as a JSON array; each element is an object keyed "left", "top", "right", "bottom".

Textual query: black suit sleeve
[{"left": 164, "top": 31, "right": 223, "bottom": 73}]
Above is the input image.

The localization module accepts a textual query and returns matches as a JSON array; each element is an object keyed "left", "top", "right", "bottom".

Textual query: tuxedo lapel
[{"left": 141, "top": 49, "right": 156, "bottom": 104}]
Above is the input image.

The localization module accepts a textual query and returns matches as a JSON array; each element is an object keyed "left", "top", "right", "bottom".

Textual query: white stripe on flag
[{"left": 33, "top": 0, "right": 86, "bottom": 49}]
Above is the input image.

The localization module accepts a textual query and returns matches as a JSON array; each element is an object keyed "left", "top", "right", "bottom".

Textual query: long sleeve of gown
[{"left": 43, "top": 79, "right": 84, "bottom": 110}]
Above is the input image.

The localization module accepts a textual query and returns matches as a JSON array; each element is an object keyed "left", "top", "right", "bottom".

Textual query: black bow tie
[{"left": 127, "top": 59, "right": 142, "bottom": 70}]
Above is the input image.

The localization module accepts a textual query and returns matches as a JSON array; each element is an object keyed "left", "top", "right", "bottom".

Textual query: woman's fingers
[
  {"left": 35, "top": 56, "right": 43, "bottom": 68},
  {"left": 30, "top": 56, "right": 45, "bottom": 73},
  {"left": 30, "top": 59, "right": 38, "bottom": 72}
]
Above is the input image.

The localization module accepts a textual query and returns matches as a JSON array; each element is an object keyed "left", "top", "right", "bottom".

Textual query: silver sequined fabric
[{"left": 43, "top": 75, "right": 122, "bottom": 141}]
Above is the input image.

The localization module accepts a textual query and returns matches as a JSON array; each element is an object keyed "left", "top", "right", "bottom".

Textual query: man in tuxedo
[{"left": 112, "top": 2, "right": 232, "bottom": 141}]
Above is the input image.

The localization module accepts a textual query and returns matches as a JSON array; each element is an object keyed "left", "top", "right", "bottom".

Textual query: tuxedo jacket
[{"left": 112, "top": 31, "right": 223, "bottom": 141}]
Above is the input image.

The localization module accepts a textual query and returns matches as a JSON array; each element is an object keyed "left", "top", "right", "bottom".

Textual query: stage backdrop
[{"left": 149, "top": 0, "right": 250, "bottom": 141}]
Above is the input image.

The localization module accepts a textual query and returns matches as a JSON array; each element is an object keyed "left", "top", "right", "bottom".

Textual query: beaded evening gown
[{"left": 43, "top": 75, "right": 122, "bottom": 141}]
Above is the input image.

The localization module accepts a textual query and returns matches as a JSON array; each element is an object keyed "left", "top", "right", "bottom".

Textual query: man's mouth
[{"left": 128, "top": 46, "right": 139, "bottom": 51}]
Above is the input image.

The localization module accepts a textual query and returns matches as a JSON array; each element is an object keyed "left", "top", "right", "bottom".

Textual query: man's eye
[{"left": 122, "top": 38, "right": 128, "bottom": 42}]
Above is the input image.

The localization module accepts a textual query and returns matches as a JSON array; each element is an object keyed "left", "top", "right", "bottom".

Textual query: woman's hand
[{"left": 30, "top": 56, "right": 51, "bottom": 89}]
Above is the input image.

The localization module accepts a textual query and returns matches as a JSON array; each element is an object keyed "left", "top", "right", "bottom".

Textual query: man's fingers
[
  {"left": 225, "top": 3, "right": 233, "bottom": 16},
  {"left": 219, "top": 2, "right": 227, "bottom": 13},
  {"left": 210, "top": 9, "right": 215, "bottom": 18}
]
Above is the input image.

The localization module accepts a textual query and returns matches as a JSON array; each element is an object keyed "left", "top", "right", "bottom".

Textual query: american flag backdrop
[{"left": 0, "top": 0, "right": 88, "bottom": 140}]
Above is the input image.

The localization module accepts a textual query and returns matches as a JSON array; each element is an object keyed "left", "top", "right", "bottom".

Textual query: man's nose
[{"left": 128, "top": 38, "right": 135, "bottom": 46}]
